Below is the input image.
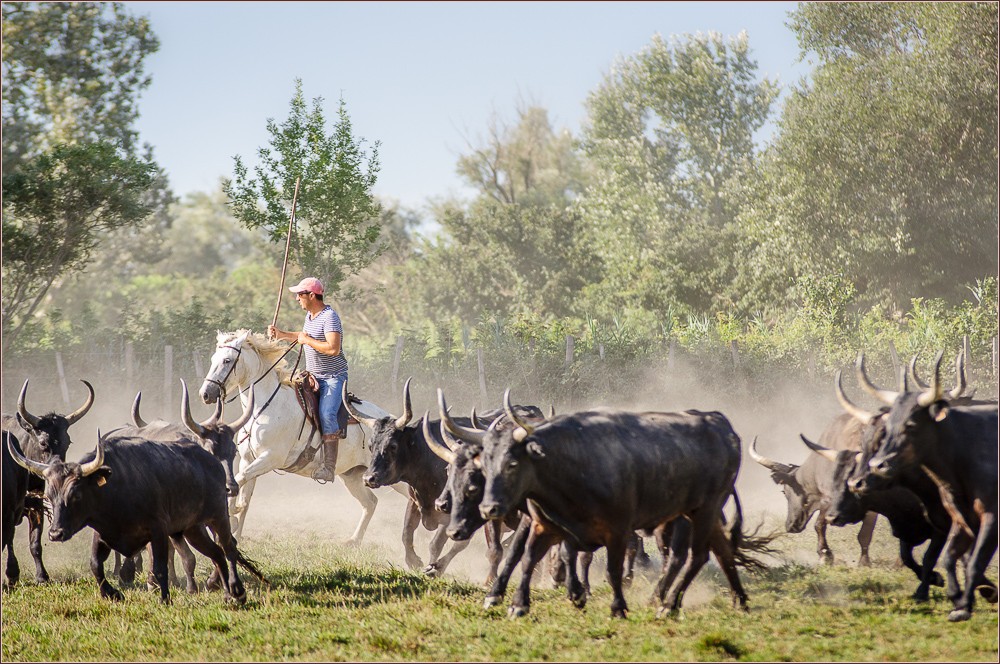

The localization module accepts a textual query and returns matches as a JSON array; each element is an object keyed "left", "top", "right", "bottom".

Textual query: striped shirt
[{"left": 302, "top": 306, "right": 348, "bottom": 378}]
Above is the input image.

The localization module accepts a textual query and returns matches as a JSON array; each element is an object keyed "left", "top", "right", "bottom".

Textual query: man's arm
[{"left": 298, "top": 330, "right": 342, "bottom": 356}]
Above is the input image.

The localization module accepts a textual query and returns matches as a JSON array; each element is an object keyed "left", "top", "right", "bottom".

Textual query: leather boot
[{"left": 312, "top": 434, "right": 339, "bottom": 482}]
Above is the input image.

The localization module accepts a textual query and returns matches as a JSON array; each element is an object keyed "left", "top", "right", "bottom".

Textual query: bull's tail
[
  {"left": 727, "top": 490, "right": 781, "bottom": 573},
  {"left": 235, "top": 547, "right": 271, "bottom": 588}
]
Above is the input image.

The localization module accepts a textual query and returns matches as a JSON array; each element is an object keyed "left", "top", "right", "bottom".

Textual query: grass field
[{"left": 2, "top": 475, "right": 997, "bottom": 662}]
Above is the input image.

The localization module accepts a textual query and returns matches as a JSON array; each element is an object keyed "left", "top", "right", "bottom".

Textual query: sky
[{"left": 126, "top": 1, "right": 809, "bottom": 214}]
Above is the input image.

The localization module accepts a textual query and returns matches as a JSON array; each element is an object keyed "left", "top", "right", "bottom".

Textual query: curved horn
[
  {"left": 799, "top": 434, "right": 840, "bottom": 463},
  {"left": 5, "top": 433, "right": 50, "bottom": 477},
  {"left": 438, "top": 389, "right": 484, "bottom": 445},
  {"left": 181, "top": 379, "right": 207, "bottom": 437},
  {"left": 64, "top": 380, "right": 95, "bottom": 426},
  {"left": 548, "top": 405, "right": 556, "bottom": 419},
  {"left": 469, "top": 407, "right": 488, "bottom": 431},
  {"left": 342, "top": 382, "right": 379, "bottom": 429},
  {"left": 917, "top": 351, "right": 945, "bottom": 407},
  {"left": 227, "top": 387, "right": 255, "bottom": 431},
  {"left": 439, "top": 417, "right": 462, "bottom": 452},
  {"left": 949, "top": 351, "right": 966, "bottom": 399},
  {"left": 835, "top": 370, "right": 877, "bottom": 423},
  {"left": 908, "top": 356, "right": 929, "bottom": 390},
  {"left": 395, "top": 377, "right": 413, "bottom": 429},
  {"left": 79, "top": 434, "right": 105, "bottom": 477},
  {"left": 747, "top": 437, "right": 795, "bottom": 474},
  {"left": 503, "top": 388, "right": 534, "bottom": 440},
  {"left": 16, "top": 380, "right": 41, "bottom": 429},
  {"left": 897, "top": 364, "right": 909, "bottom": 393},
  {"left": 131, "top": 392, "right": 148, "bottom": 428},
  {"left": 855, "top": 352, "right": 898, "bottom": 405},
  {"left": 421, "top": 412, "right": 456, "bottom": 464}
]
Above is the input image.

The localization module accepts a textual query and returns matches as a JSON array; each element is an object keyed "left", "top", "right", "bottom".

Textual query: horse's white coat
[{"left": 198, "top": 330, "right": 407, "bottom": 541}]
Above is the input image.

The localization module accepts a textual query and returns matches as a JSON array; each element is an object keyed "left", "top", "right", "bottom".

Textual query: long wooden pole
[{"left": 269, "top": 176, "right": 302, "bottom": 338}]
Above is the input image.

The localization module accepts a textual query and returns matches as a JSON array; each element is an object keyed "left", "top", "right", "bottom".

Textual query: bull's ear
[
  {"left": 91, "top": 467, "right": 112, "bottom": 487},
  {"left": 929, "top": 401, "right": 950, "bottom": 422},
  {"left": 526, "top": 441, "right": 545, "bottom": 459},
  {"left": 769, "top": 470, "right": 789, "bottom": 485}
]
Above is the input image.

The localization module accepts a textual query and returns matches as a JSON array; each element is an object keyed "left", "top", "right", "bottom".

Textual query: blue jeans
[{"left": 317, "top": 374, "right": 347, "bottom": 436}]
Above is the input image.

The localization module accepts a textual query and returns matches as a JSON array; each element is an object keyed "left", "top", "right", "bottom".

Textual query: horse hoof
[
  {"left": 977, "top": 585, "right": 998, "bottom": 603},
  {"left": 423, "top": 564, "right": 440, "bottom": 578},
  {"left": 611, "top": 608, "right": 628, "bottom": 619},
  {"left": 948, "top": 609, "right": 972, "bottom": 622},
  {"left": 484, "top": 595, "right": 503, "bottom": 608}
]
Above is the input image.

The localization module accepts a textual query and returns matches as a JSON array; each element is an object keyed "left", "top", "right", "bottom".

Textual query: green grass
[{"left": 2, "top": 525, "right": 997, "bottom": 661}]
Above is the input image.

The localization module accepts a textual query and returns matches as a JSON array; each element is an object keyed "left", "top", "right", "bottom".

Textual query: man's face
[{"left": 295, "top": 291, "right": 313, "bottom": 309}]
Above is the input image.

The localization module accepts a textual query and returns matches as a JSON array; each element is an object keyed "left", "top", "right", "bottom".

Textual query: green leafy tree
[
  {"left": 400, "top": 197, "right": 599, "bottom": 324},
  {"left": 1, "top": 2, "right": 168, "bottom": 351},
  {"left": 225, "top": 79, "right": 384, "bottom": 295},
  {"left": 740, "top": 2, "right": 998, "bottom": 311},
  {"left": 2, "top": 142, "right": 156, "bottom": 351},
  {"left": 455, "top": 102, "right": 590, "bottom": 206},
  {"left": 1, "top": 2, "right": 159, "bottom": 167},
  {"left": 576, "top": 31, "right": 779, "bottom": 315}
]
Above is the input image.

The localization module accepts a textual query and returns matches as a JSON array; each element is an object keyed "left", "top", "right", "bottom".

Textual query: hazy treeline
[{"left": 2, "top": 3, "right": 997, "bottom": 404}]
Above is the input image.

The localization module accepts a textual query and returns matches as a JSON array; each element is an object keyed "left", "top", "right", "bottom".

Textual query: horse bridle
[{"left": 204, "top": 342, "right": 244, "bottom": 401}]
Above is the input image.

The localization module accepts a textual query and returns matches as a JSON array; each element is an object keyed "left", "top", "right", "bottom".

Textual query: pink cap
[{"left": 288, "top": 277, "right": 324, "bottom": 295}]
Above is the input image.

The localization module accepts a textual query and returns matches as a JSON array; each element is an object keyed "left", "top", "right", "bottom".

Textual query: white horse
[{"left": 197, "top": 329, "right": 407, "bottom": 541}]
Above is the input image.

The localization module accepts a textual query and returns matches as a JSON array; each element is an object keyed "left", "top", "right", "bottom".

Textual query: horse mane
[{"left": 217, "top": 329, "right": 296, "bottom": 386}]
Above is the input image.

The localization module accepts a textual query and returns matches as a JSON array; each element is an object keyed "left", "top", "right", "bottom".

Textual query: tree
[
  {"left": 224, "top": 79, "right": 384, "bottom": 295},
  {"left": 576, "top": 31, "right": 779, "bottom": 315},
  {"left": 739, "top": 3, "right": 998, "bottom": 311},
  {"left": 1, "top": 2, "right": 159, "bottom": 168},
  {"left": 399, "top": 197, "right": 600, "bottom": 324},
  {"left": 1, "top": 2, "right": 168, "bottom": 351},
  {"left": 2, "top": 143, "right": 156, "bottom": 350},
  {"left": 456, "top": 102, "right": 590, "bottom": 206}
]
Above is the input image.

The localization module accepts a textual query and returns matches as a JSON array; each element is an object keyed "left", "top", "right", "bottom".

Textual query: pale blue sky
[{"left": 127, "top": 1, "right": 807, "bottom": 213}]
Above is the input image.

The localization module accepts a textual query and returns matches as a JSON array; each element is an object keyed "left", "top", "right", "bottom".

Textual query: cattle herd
[{"left": 1, "top": 341, "right": 997, "bottom": 626}]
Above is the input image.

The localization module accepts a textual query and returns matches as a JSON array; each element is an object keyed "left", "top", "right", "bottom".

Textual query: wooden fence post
[
  {"left": 729, "top": 340, "right": 741, "bottom": 374},
  {"left": 55, "top": 352, "right": 70, "bottom": 407},
  {"left": 887, "top": 340, "right": 900, "bottom": 381},
  {"left": 163, "top": 345, "right": 174, "bottom": 418},
  {"left": 477, "top": 348, "right": 488, "bottom": 406},
  {"left": 391, "top": 335, "right": 404, "bottom": 387},
  {"left": 565, "top": 335, "right": 575, "bottom": 368},
  {"left": 125, "top": 341, "right": 134, "bottom": 393},
  {"left": 193, "top": 351, "right": 204, "bottom": 380}
]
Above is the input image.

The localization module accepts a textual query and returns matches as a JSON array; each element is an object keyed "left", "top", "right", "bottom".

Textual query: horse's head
[{"left": 199, "top": 330, "right": 255, "bottom": 404}]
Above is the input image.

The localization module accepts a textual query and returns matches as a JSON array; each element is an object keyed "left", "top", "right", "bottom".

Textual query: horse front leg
[{"left": 339, "top": 466, "right": 379, "bottom": 546}]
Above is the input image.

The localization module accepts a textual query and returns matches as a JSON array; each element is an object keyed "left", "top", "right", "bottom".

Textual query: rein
[{"left": 220, "top": 341, "right": 300, "bottom": 405}]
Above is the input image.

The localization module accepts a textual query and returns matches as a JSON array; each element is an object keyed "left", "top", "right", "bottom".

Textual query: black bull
[
  {"left": 429, "top": 409, "right": 672, "bottom": 610},
  {"left": 865, "top": 351, "right": 998, "bottom": 623},
  {"left": 7, "top": 431, "right": 250, "bottom": 605},
  {"left": 748, "top": 412, "right": 878, "bottom": 566},
  {"left": 346, "top": 377, "right": 544, "bottom": 579},
  {"left": 473, "top": 398, "right": 755, "bottom": 619},
  {"left": 2, "top": 378, "right": 95, "bottom": 584},
  {"left": 2, "top": 431, "right": 29, "bottom": 588}
]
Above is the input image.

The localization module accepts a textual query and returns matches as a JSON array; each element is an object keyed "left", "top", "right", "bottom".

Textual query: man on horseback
[{"left": 268, "top": 277, "right": 347, "bottom": 483}]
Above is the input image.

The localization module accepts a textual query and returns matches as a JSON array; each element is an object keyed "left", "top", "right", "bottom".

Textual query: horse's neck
[{"left": 237, "top": 352, "right": 287, "bottom": 410}]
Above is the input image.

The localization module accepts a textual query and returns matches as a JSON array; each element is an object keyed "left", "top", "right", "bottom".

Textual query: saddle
[{"left": 291, "top": 370, "right": 362, "bottom": 444}]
